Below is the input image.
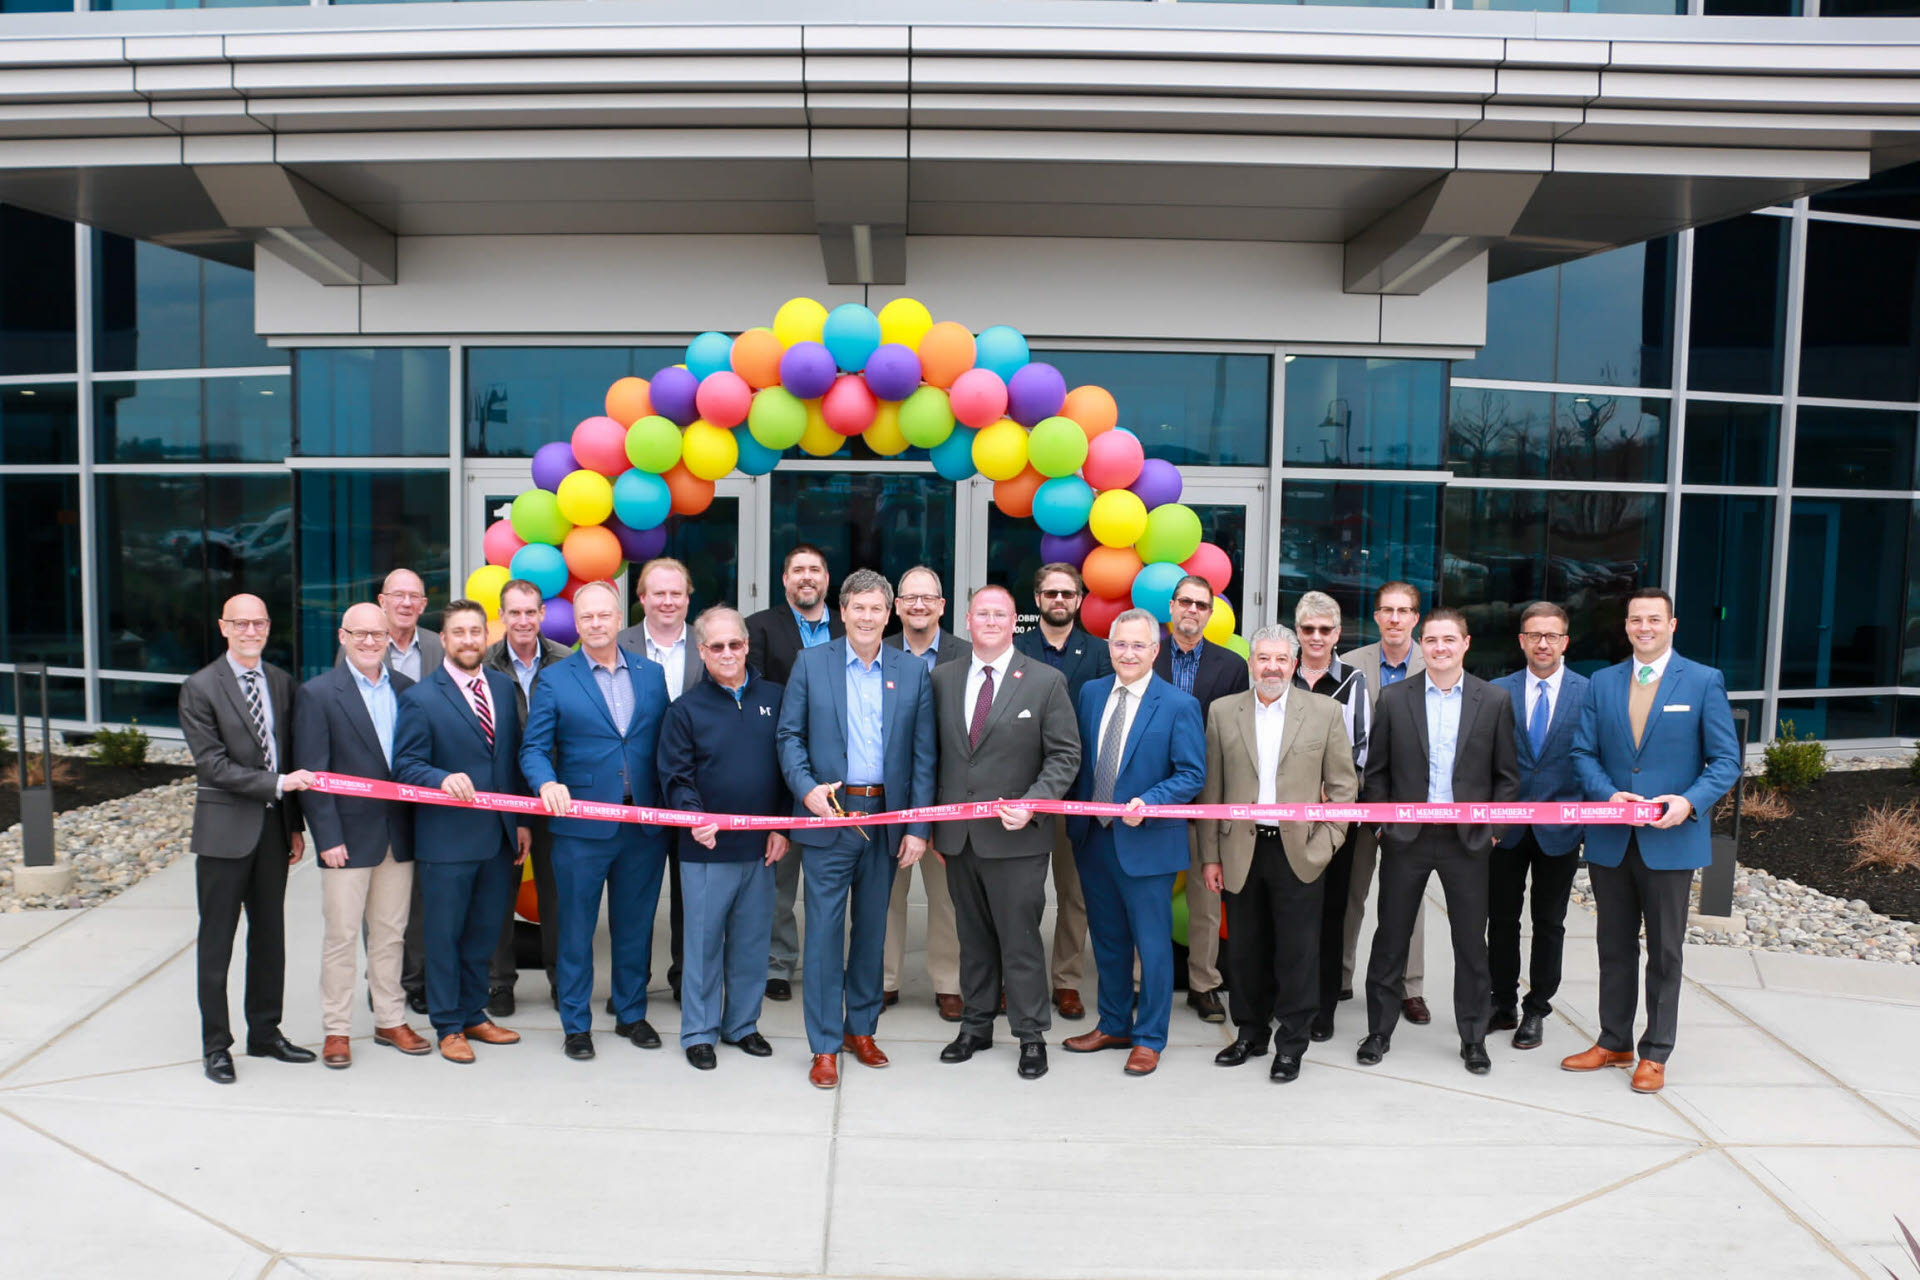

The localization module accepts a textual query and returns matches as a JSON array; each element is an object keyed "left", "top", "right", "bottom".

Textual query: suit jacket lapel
[
  {"left": 335, "top": 668, "right": 386, "bottom": 761},
  {"left": 1277, "top": 687, "right": 1307, "bottom": 764},
  {"left": 1408, "top": 675, "right": 1431, "bottom": 763},
  {"left": 976, "top": 653, "right": 1027, "bottom": 747},
  {"left": 1235, "top": 695, "right": 1260, "bottom": 776},
  {"left": 433, "top": 668, "right": 491, "bottom": 747},
  {"left": 563, "top": 654, "right": 618, "bottom": 735},
  {"left": 878, "top": 644, "right": 902, "bottom": 753},
  {"left": 1121, "top": 679, "right": 1165, "bottom": 774},
  {"left": 1637, "top": 656, "right": 1683, "bottom": 754},
  {"left": 212, "top": 663, "right": 268, "bottom": 768},
  {"left": 1451, "top": 679, "right": 1482, "bottom": 787}
]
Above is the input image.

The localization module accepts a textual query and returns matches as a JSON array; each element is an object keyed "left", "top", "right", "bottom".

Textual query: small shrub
[
  {"left": 1847, "top": 802, "right": 1920, "bottom": 875},
  {"left": 91, "top": 720, "right": 152, "bottom": 769},
  {"left": 1762, "top": 720, "right": 1829, "bottom": 793},
  {"left": 1715, "top": 782, "right": 1793, "bottom": 825},
  {"left": 1, "top": 752, "right": 79, "bottom": 788},
  {"left": 1908, "top": 741, "right": 1920, "bottom": 785}
]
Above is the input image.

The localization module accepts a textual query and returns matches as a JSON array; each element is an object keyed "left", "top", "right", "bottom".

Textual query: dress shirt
[
  {"left": 224, "top": 651, "right": 277, "bottom": 772},
  {"left": 507, "top": 644, "right": 543, "bottom": 703},
  {"left": 844, "top": 647, "right": 885, "bottom": 786},
  {"left": 1423, "top": 675, "right": 1464, "bottom": 803},
  {"left": 445, "top": 659, "right": 497, "bottom": 735},
  {"left": 643, "top": 622, "right": 690, "bottom": 700},
  {"left": 586, "top": 646, "right": 633, "bottom": 737},
  {"left": 793, "top": 606, "right": 831, "bottom": 650},
  {"left": 1634, "top": 647, "right": 1674, "bottom": 686},
  {"left": 1525, "top": 663, "right": 1566, "bottom": 730},
  {"left": 1253, "top": 691, "right": 1287, "bottom": 807},
  {"left": 386, "top": 633, "right": 426, "bottom": 682},
  {"left": 350, "top": 663, "right": 398, "bottom": 768},
  {"left": 963, "top": 646, "right": 1014, "bottom": 720},
  {"left": 903, "top": 629, "right": 941, "bottom": 673},
  {"left": 1096, "top": 671, "right": 1155, "bottom": 762},
  {"left": 718, "top": 673, "right": 750, "bottom": 706},
  {"left": 1378, "top": 649, "right": 1412, "bottom": 689},
  {"left": 1169, "top": 640, "right": 1202, "bottom": 695}
]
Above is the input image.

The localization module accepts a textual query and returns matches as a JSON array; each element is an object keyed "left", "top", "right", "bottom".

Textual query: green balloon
[
  {"left": 509, "top": 489, "right": 572, "bottom": 545},
  {"left": 1136, "top": 502, "right": 1202, "bottom": 565},
  {"left": 625, "top": 415, "right": 683, "bottom": 474},
  {"left": 898, "top": 385, "right": 956, "bottom": 448},
  {"left": 747, "top": 387, "right": 807, "bottom": 451},
  {"left": 1224, "top": 633, "right": 1251, "bottom": 660},
  {"left": 1028, "top": 415, "right": 1090, "bottom": 478}
]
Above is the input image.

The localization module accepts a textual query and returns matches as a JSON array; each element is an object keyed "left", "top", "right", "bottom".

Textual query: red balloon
[
  {"left": 558, "top": 575, "right": 587, "bottom": 602},
  {"left": 1182, "top": 541, "right": 1233, "bottom": 595},
  {"left": 695, "top": 371, "right": 753, "bottom": 429},
  {"left": 993, "top": 466, "right": 1046, "bottom": 519},
  {"left": 1079, "top": 593, "right": 1130, "bottom": 639},
  {"left": 822, "top": 374, "right": 878, "bottom": 437},
  {"left": 1082, "top": 428, "right": 1144, "bottom": 491},
  {"left": 949, "top": 367, "right": 1009, "bottom": 431}
]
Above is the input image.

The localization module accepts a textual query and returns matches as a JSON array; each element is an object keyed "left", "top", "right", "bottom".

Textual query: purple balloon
[
  {"left": 1130, "top": 457, "right": 1184, "bottom": 510},
  {"left": 862, "top": 343, "right": 923, "bottom": 401},
  {"left": 1006, "top": 362, "right": 1067, "bottom": 428},
  {"left": 779, "top": 341, "right": 837, "bottom": 401},
  {"left": 1040, "top": 528, "right": 1100, "bottom": 568},
  {"left": 649, "top": 366, "right": 700, "bottom": 426},
  {"left": 531, "top": 441, "right": 578, "bottom": 493},
  {"left": 605, "top": 515, "right": 669, "bottom": 563},
  {"left": 541, "top": 596, "right": 578, "bottom": 646}
]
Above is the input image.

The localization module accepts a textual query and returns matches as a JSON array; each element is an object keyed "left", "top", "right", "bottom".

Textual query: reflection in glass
[
  {"left": 1446, "top": 388, "right": 1665, "bottom": 482},
  {"left": 296, "top": 471, "right": 450, "bottom": 680},
  {"left": 465, "top": 347, "right": 679, "bottom": 458},
  {"left": 94, "top": 234, "right": 277, "bottom": 371},
  {"left": 1704, "top": 0, "right": 1798, "bottom": 11},
  {"left": 100, "top": 679, "right": 185, "bottom": 731},
  {"left": 770, "top": 473, "right": 954, "bottom": 601},
  {"left": 1793, "top": 408, "right": 1919, "bottom": 491},
  {"left": 1038, "top": 351, "right": 1271, "bottom": 466},
  {"left": 1774, "top": 696, "right": 1896, "bottom": 742},
  {"left": 1446, "top": 386, "right": 1548, "bottom": 479},
  {"left": 1458, "top": 0, "right": 1681, "bottom": 11},
  {"left": 1278, "top": 481, "right": 1440, "bottom": 648},
  {"left": 1682, "top": 401, "right": 1779, "bottom": 487},
  {"left": 660, "top": 500, "right": 741, "bottom": 624},
  {"left": 1781, "top": 497, "right": 1906, "bottom": 689},
  {"left": 296, "top": 348, "right": 450, "bottom": 457},
  {"left": 1678, "top": 495, "right": 1774, "bottom": 690},
  {"left": 0, "top": 205, "right": 77, "bottom": 376},
  {"left": 95, "top": 376, "right": 291, "bottom": 462},
  {"left": 1689, "top": 215, "right": 1788, "bottom": 395},
  {"left": 0, "top": 475, "right": 83, "bottom": 666},
  {"left": 1455, "top": 268, "right": 1555, "bottom": 385},
  {"left": 1455, "top": 239, "right": 1675, "bottom": 390},
  {"left": 1819, "top": 0, "right": 1920, "bottom": 15},
  {"left": 0, "top": 384, "right": 78, "bottom": 465},
  {"left": 0, "top": 675, "right": 85, "bottom": 723},
  {"left": 1801, "top": 221, "right": 1920, "bottom": 402},
  {"left": 1283, "top": 357, "right": 1447, "bottom": 469}
]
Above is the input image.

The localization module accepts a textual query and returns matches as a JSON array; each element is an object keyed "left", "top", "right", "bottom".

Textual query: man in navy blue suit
[
  {"left": 1566, "top": 588, "right": 1740, "bottom": 1094},
  {"left": 776, "top": 568, "right": 936, "bottom": 1091},
  {"left": 392, "top": 599, "right": 530, "bottom": 1064},
  {"left": 520, "top": 578, "right": 672, "bottom": 1062},
  {"left": 1062, "top": 608, "right": 1207, "bottom": 1078},
  {"left": 1488, "top": 601, "right": 1590, "bottom": 1053}
]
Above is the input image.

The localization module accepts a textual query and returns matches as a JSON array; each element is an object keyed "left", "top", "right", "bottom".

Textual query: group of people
[{"left": 183, "top": 552, "right": 1739, "bottom": 1096}]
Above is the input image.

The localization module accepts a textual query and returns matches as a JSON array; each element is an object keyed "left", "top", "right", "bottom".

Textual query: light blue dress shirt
[
  {"left": 509, "top": 646, "right": 542, "bottom": 703},
  {"left": 1424, "top": 675, "right": 1463, "bottom": 803},
  {"left": 590, "top": 647, "right": 634, "bottom": 737},
  {"left": 844, "top": 648, "right": 885, "bottom": 786},
  {"left": 351, "top": 664, "right": 398, "bottom": 768},
  {"left": 794, "top": 606, "right": 832, "bottom": 650}
]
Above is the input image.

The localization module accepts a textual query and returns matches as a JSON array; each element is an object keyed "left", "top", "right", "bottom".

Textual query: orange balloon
[
  {"left": 1062, "top": 385, "right": 1118, "bottom": 438},
  {"left": 606, "top": 376, "right": 652, "bottom": 426},
  {"left": 1082, "top": 545, "right": 1145, "bottom": 600},
  {"left": 993, "top": 466, "right": 1047, "bottom": 520},
  {"left": 486, "top": 617, "right": 506, "bottom": 646},
  {"left": 730, "top": 328, "right": 785, "bottom": 390},
  {"left": 663, "top": 462, "right": 716, "bottom": 516},
  {"left": 918, "top": 321, "right": 977, "bottom": 389},
  {"left": 515, "top": 869, "right": 541, "bottom": 924},
  {"left": 562, "top": 524, "right": 623, "bottom": 581}
]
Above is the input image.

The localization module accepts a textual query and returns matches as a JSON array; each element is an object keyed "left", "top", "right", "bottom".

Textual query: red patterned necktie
[
  {"left": 968, "top": 666, "right": 995, "bottom": 749},
  {"left": 469, "top": 676, "right": 494, "bottom": 745}
]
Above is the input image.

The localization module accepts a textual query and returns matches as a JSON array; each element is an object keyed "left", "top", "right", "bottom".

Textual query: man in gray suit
[
  {"left": 931, "top": 585, "right": 1081, "bottom": 1080},
  {"left": 882, "top": 565, "right": 972, "bottom": 1013},
  {"left": 1338, "top": 579, "right": 1432, "bottom": 1027},
  {"left": 376, "top": 568, "right": 443, "bottom": 680},
  {"left": 179, "top": 593, "right": 317, "bottom": 1085}
]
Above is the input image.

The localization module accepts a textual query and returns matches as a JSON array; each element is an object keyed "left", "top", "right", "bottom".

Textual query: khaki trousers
[
  {"left": 1185, "top": 825, "right": 1223, "bottom": 992},
  {"left": 1342, "top": 827, "right": 1426, "bottom": 998},
  {"left": 1048, "top": 816, "right": 1088, "bottom": 990},
  {"left": 884, "top": 852, "right": 960, "bottom": 995},
  {"left": 320, "top": 850, "right": 413, "bottom": 1036}
]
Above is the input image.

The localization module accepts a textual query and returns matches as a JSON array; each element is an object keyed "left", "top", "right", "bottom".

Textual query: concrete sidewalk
[{"left": 2, "top": 855, "right": 1916, "bottom": 1280}]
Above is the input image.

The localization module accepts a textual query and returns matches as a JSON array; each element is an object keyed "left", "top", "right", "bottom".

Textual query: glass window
[
  {"left": 1278, "top": 480, "right": 1440, "bottom": 647},
  {"left": 1683, "top": 401, "right": 1779, "bottom": 487},
  {"left": 770, "top": 473, "right": 954, "bottom": 601},
  {"left": 1455, "top": 239, "right": 1675, "bottom": 390},
  {"left": 0, "top": 475, "right": 82, "bottom": 667},
  {"left": 296, "top": 471, "right": 450, "bottom": 680},
  {"left": 1800, "top": 221, "right": 1920, "bottom": 403},
  {"left": 1905, "top": 501, "right": 1920, "bottom": 686},
  {"left": 1455, "top": 268, "right": 1556, "bottom": 386},
  {"left": 0, "top": 205, "right": 76, "bottom": 376},
  {"left": 1727, "top": 698, "right": 1763, "bottom": 746},
  {"left": 1705, "top": 0, "right": 1799, "bottom": 12},
  {"left": 1689, "top": 216, "right": 1788, "bottom": 396},
  {"left": 1781, "top": 497, "right": 1907, "bottom": 689},
  {"left": 95, "top": 375, "right": 291, "bottom": 462},
  {"left": 1038, "top": 351, "right": 1271, "bottom": 466},
  {"left": 1446, "top": 386, "right": 1548, "bottom": 479},
  {"left": 96, "top": 474, "right": 294, "bottom": 675},
  {"left": 99, "top": 679, "right": 184, "bottom": 731},
  {"left": 1284, "top": 357, "right": 1446, "bottom": 470},
  {"left": 0, "top": 383, "right": 78, "bottom": 465},
  {"left": 1793, "top": 407, "right": 1918, "bottom": 491},
  {"left": 90, "top": 0, "right": 308, "bottom": 11},
  {"left": 1447, "top": 387, "right": 1666, "bottom": 482},
  {"left": 659, "top": 500, "right": 741, "bottom": 623},
  {"left": 1811, "top": 159, "right": 1920, "bottom": 220},
  {"left": 1456, "top": 0, "right": 1681, "bottom": 11},
  {"left": 1774, "top": 695, "right": 1897, "bottom": 741},
  {"left": 295, "top": 348, "right": 450, "bottom": 457},
  {"left": 93, "top": 234, "right": 277, "bottom": 371},
  {"left": 465, "top": 347, "right": 678, "bottom": 458},
  {"left": 1678, "top": 495, "right": 1774, "bottom": 691},
  {"left": 0, "top": 673, "right": 86, "bottom": 723},
  {"left": 2, "top": 0, "right": 78, "bottom": 11},
  {"left": 1820, "top": 0, "right": 1920, "bottom": 16}
]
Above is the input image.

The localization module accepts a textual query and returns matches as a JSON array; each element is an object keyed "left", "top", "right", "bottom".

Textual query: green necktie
[{"left": 1638, "top": 665, "right": 1655, "bottom": 686}]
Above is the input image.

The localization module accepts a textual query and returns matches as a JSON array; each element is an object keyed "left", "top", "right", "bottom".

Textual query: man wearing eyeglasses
[
  {"left": 1487, "top": 602, "right": 1590, "bottom": 1052},
  {"left": 1151, "top": 574, "right": 1249, "bottom": 1024}
]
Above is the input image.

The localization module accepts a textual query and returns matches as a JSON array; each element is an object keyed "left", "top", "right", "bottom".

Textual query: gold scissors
[{"left": 825, "top": 784, "right": 872, "bottom": 841}]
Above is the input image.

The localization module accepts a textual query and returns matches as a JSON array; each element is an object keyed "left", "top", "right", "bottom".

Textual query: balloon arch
[{"left": 464, "top": 298, "right": 1245, "bottom": 653}]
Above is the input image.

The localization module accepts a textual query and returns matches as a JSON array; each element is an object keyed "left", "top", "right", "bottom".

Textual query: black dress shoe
[
  {"left": 1461, "top": 1041, "right": 1492, "bottom": 1075},
  {"left": 549, "top": 987, "right": 561, "bottom": 1010},
  {"left": 1512, "top": 1012, "right": 1545, "bottom": 1050},
  {"left": 1309, "top": 1013, "right": 1335, "bottom": 1043},
  {"left": 614, "top": 1019, "right": 661, "bottom": 1049},
  {"left": 765, "top": 978, "right": 792, "bottom": 1002},
  {"left": 1339, "top": 987, "right": 1353, "bottom": 1002},
  {"left": 245, "top": 1034, "right": 317, "bottom": 1064},
  {"left": 1017, "top": 1042, "right": 1048, "bottom": 1080},
  {"left": 940, "top": 1033, "right": 991, "bottom": 1064},
  {"left": 489, "top": 985, "right": 516, "bottom": 1018},
  {"left": 1270, "top": 1054, "right": 1302, "bottom": 1083},
  {"left": 1214, "top": 1037, "right": 1269, "bottom": 1067},
  {"left": 204, "top": 1049, "right": 236, "bottom": 1084},
  {"left": 605, "top": 996, "right": 616, "bottom": 1015},
  {"left": 1356, "top": 1033, "right": 1391, "bottom": 1066},
  {"left": 1489, "top": 1005, "right": 1520, "bottom": 1032},
  {"left": 723, "top": 1032, "right": 773, "bottom": 1057},
  {"left": 564, "top": 1032, "right": 595, "bottom": 1060},
  {"left": 406, "top": 990, "right": 428, "bottom": 1016},
  {"left": 685, "top": 1044, "right": 717, "bottom": 1071}
]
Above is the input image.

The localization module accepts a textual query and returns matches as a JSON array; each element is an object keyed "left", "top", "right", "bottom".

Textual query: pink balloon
[
  {"left": 570, "top": 415, "right": 630, "bottom": 477},
  {"left": 1082, "top": 427, "right": 1145, "bottom": 491},
  {"left": 1182, "top": 541, "right": 1233, "bottom": 595},
  {"left": 822, "top": 374, "right": 878, "bottom": 437},
  {"left": 949, "top": 367, "right": 1009, "bottom": 431},
  {"left": 482, "top": 518, "right": 525, "bottom": 569},
  {"left": 695, "top": 371, "right": 753, "bottom": 429}
]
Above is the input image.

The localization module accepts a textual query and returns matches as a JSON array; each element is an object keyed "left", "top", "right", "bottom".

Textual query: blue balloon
[
  {"left": 509, "top": 543, "right": 569, "bottom": 598},
  {"left": 612, "top": 469, "right": 671, "bottom": 531},
  {"left": 975, "top": 324, "right": 1031, "bottom": 382},
  {"left": 1130, "top": 560, "right": 1187, "bottom": 624},
  {"left": 733, "top": 426, "right": 782, "bottom": 476},
  {"left": 929, "top": 427, "right": 979, "bottom": 482},
  {"left": 685, "top": 331, "right": 734, "bottom": 382},
  {"left": 1032, "top": 476, "right": 1095, "bottom": 536},
  {"left": 822, "top": 303, "right": 882, "bottom": 373}
]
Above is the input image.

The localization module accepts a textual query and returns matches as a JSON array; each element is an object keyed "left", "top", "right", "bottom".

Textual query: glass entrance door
[{"left": 764, "top": 463, "right": 966, "bottom": 612}]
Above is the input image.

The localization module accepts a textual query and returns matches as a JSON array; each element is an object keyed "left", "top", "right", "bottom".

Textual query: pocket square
[
  {"left": 1662, "top": 704, "right": 1691, "bottom": 712},
  {"left": 1017, "top": 708, "right": 1032, "bottom": 719}
]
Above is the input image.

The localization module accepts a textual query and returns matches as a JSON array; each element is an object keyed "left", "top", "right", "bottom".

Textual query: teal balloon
[
  {"left": 612, "top": 469, "right": 671, "bottom": 531},
  {"left": 509, "top": 542, "right": 568, "bottom": 598},
  {"left": 975, "top": 324, "right": 1030, "bottom": 382},
  {"left": 823, "top": 303, "right": 882, "bottom": 373},
  {"left": 733, "top": 427, "right": 782, "bottom": 476},
  {"left": 1136, "top": 502, "right": 1203, "bottom": 565},
  {"left": 1130, "top": 560, "right": 1186, "bottom": 623},
  {"left": 930, "top": 427, "right": 979, "bottom": 481},
  {"left": 685, "top": 331, "right": 734, "bottom": 381},
  {"left": 1032, "top": 476, "right": 1095, "bottom": 536}
]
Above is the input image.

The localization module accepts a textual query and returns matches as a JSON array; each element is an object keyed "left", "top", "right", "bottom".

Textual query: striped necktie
[
  {"left": 241, "top": 670, "right": 273, "bottom": 769},
  {"left": 1091, "top": 687, "right": 1128, "bottom": 828},
  {"left": 469, "top": 676, "right": 494, "bottom": 745}
]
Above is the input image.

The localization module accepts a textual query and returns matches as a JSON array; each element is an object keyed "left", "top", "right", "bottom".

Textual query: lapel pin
[
  {"left": 885, "top": 681, "right": 895, "bottom": 690},
  {"left": 1012, "top": 670, "right": 1023, "bottom": 679}
]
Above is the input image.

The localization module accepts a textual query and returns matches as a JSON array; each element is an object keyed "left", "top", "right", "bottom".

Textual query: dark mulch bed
[
  {"left": 0, "top": 752, "right": 195, "bottom": 832},
  {"left": 1732, "top": 767, "right": 1920, "bottom": 923}
]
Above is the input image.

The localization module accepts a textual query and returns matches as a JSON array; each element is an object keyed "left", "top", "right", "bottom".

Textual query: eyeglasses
[
  {"left": 1297, "top": 624, "right": 1337, "bottom": 636},
  {"left": 382, "top": 591, "right": 426, "bottom": 603},
  {"left": 342, "top": 628, "right": 390, "bottom": 643},
  {"left": 971, "top": 610, "right": 1013, "bottom": 623},
  {"left": 897, "top": 594, "right": 943, "bottom": 606},
  {"left": 1521, "top": 631, "right": 1567, "bottom": 644},
  {"left": 1038, "top": 589, "right": 1080, "bottom": 600},
  {"left": 701, "top": 639, "right": 747, "bottom": 653},
  {"left": 1377, "top": 606, "right": 1418, "bottom": 618},
  {"left": 222, "top": 618, "right": 270, "bottom": 632},
  {"left": 1109, "top": 641, "right": 1155, "bottom": 655},
  {"left": 1172, "top": 597, "right": 1213, "bottom": 611}
]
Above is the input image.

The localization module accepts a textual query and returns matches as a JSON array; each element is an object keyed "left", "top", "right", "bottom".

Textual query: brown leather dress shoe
[
  {"left": 1401, "top": 996, "right": 1432, "bottom": 1025},
  {"left": 1561, "top": 1043, "right": 1637, "bottom": 1072},
  {"left": 1631, "top": 1060, "right": 1666, "bottom": 1093},
  {"left": 1062, "top": 1029, "right": 1133, "bottom": 1053},
  {"left": 1123, "top": 1046, "right": 1160, "bottom": 1076},
  {"left": 463, "top": 1021, "right": 521, "bottom": 1045},
  {"left": 1053, "top": 988, "right": 1086, "bottom": 1020},
  {"left": 809, "top": 1053, "right": 839, "bottom": 1089},
  {"left": 882, "top": 990, "right": 899, "bottom": 1009},
  {"left": 374, "top": 1024, "right": 431, "bottom": 1055},
  {"left": 439, "top": 1033, "right": 475, "bottom": 1064},
  {"left": 935, "top": 993, "right": 964, "bottom": 1022},
  {"left": 843, "top": 1034, "right": 889, "bottom": 1068},
  {"left": 322, "top": 1035, "right": 351, "bottom": 1069}
]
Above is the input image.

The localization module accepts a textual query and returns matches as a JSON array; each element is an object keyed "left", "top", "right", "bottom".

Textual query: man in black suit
[
  {"left": 1356, "top": 607, "right": 1520, "bottom": 1076},
  {"left": 746, "top": 544, "right": 844, "bottom": 1002},
  {"left": 1152, "top": 573, "right": 1250, "bottom": 1022},
  {"left": 1013, "top": 563, "right": 1112, "bottom": 1022},
  {"left": 178, "top": 593, "right": 318, "bottom": 1084}
]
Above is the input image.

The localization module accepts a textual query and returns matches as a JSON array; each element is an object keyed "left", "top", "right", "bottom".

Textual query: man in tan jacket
[{"left": 1199, "top": 624, "right": 1359, "bottom": 1083}]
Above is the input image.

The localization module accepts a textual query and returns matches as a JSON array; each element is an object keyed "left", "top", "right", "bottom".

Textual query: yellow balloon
[
  {"left": 876, "top": 297, "right": 934, "bottom": 349},
  {"left": 863, "top": 402, "right": 910, "bottom": 456},
  {"left": 464, "top": 564, "right": 511, "bottom": 620},
  {"left": 798, "top": 398, "right": 843, "bottom": 457},
  {"left": 773, "top": 297, "right": 829, "bottom": 347},
  {"left": 680, "top": 420, "right": 740, "bottom": 482},
  {"left": 555, "top": 469, "right": 614, "bottom": 526},
  {"left": 972, "top": 417, "right": 1031, "bottom": 482},
  {"left": 1088, "top": 489, "right": 1149, "bottom": 549},
  {"left": 1204, "top": 596, "right": 1236, "bottom": 646}
]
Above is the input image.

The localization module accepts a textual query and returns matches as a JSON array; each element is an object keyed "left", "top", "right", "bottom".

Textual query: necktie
[
  {"left": 469, "top": 676, "right": 494, "bottom": 745},
  {"left": 1529, "top": 679, "right": 1550, "bottom": 755},
  {"left": 1638, "top": 664, "right": 1655, "bottom": 686},
  {"left": 241, "top": 670, "right": 273, "bottom": 770},
  {"left": 1092, "top": 687, "right": 1128, "bottom": 828},
  {"left": 968, "top": 666, "right": 995, "bottom": 750}
]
